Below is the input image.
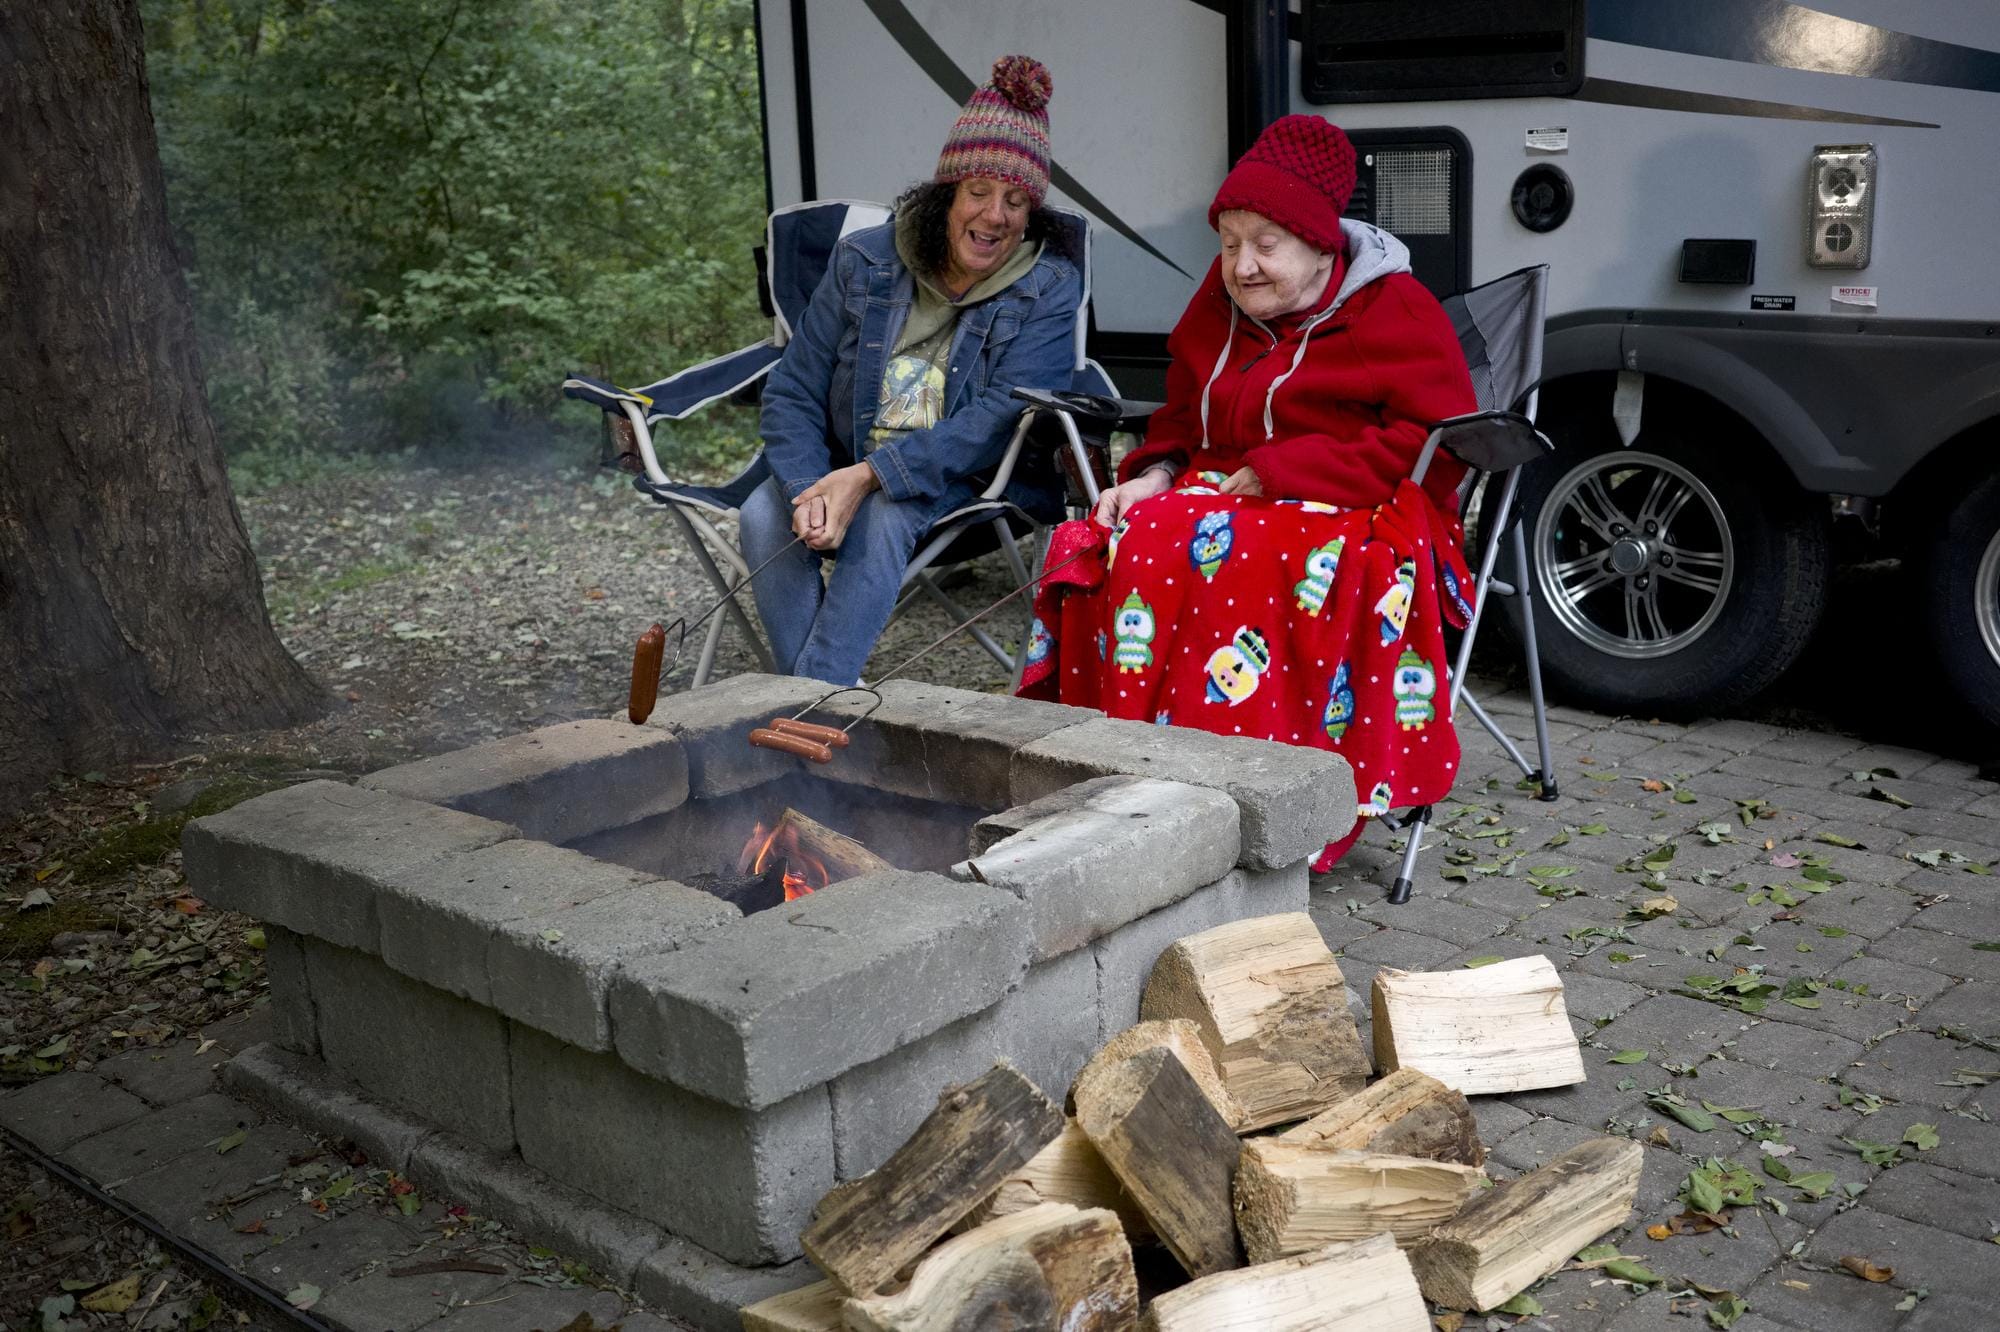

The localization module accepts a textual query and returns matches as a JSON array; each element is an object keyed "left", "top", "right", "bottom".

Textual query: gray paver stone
[
  {"left": 812, "top": 678, "right": 1102, "bottom": 808},
  {"left": 1467, "top": 1098, "right": 1533, "bottom": 1147},
  {"left": 182, "top": 779, "right": 518, "bottom": 953},
  {"left": 509, "top": 1022, "right": 830, "bottom": 1267},
  {"left": 634, "top": 1239, "right": 819, "bottom": 1332},
  {"left": 1010, "top": 716, "right": 1352, "bottom": 869},
  {"left": 221, "top": 1042, "right": 436, "bottom": 1173},
  {"left": 1751, "top": 730, "right": 1867, "bottom": 765},
  {"left": 1348, "top": 895, "right": 1513, "bottom": 947},
  {"left": 417, "top": 1287, "right": 635, "bottom": 1332},
  {"left": 92, "top": 1040, "right": 224, "bottom": 1109},
  {"left": 1894, "top": 893, "right": 2000, "bottom": 941},
  {"left": 1897, "top": 1295, "right": 1998, "bottom": 1331},
  {"left": 305, "top": 937, "right": 516, "bottom": 1151},
  {"left": 238, "top": 1207, "right": 420, "bottom": 1300},
  {"left": 1561, "top": 973, "right": 1651, "bottom": 1023},
  {"left": 1915, "top": 980, "right": 2000, "bottom": 1042},
  {"left": 1880, "top": 804, "right": 2000, "bottom": 846},
  {"left": 1858, "top": 1160, "right": 2000, "bottom": 1243},
  {"left": 1869, "top": 1106, "right": 2000, "bottom": 1183},
  {"left": 1582, "top": 994, "right": 1744, "bottom": 1065},
  {"left": 1716, "top": 751, "right": 1856, "bottom": 791},
  {"left": 490, "top": 879, "right": 739, "bottom": 1052},
  {"left": 108, "top": 1113, "right": 326, "bottom": 1252},
  {"left": 1867, "top": 924, "right": 2000, "bottom": 983},
  {"left": 1806, "top": 1206, "right": 2000, "bottom": 1301},
  {"left": 359, "top": 719, "right": 690, "bottom": 845},
  {"left": 1725, "top": 1019, "right": 1868, "bottom": 1079},
  {"left": 641, "top": 673, "right": 836, "bottom": 797},
  {"left": 1633, "top": 1211, "right": 1807, "bottom": 1304},
  {"left": 0, "top": 1073, "right": 150, "bottom": 1152},
  {"left": 1660, "top": 1059, "right": 1859, "bottom": 1137},
  {"left": 610, "top": 871, "right": 1027, "bottom": 1109},
  {"left": 58, "top": 1092, "right": 256, "bottom": 1188},
  {"left": 1745, "top": 1263, "right": 1910, "bottom": 1328},
  {"left": 375, "top": 838, "right": 659, "bottom": 1006},
  {"left": 956, "top": 777, "right": 1239, "bottom": 960},
  {"left": 1677, "top": 719, "right": 1790, "bottom": 752},
  {"left": 1828, "top": 957, "right": 1957, "bottom": 1012},
  {"left": 1844, "top": 1030, "right": 1984, "bottom": 1110},
  {"left": 1499, "top": 1071, "right": 1647, "bottom": 1131},
  {"left": 316, "top": 1259, "right": 515, "bottom": 1332}
]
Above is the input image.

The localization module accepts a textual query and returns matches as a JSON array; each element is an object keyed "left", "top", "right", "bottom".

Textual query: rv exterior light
[{"left": 1807, "top": 144, "right": 1876, "bottom": 269}]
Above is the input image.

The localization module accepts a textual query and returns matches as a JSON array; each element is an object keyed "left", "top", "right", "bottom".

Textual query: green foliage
[{"left": 143, "top": 0, "right": 767, "bottom": 465}]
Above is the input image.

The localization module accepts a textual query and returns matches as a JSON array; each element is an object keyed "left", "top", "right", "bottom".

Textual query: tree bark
[{"left": 0, "top": 0, "right": 326, "bottom": 813}]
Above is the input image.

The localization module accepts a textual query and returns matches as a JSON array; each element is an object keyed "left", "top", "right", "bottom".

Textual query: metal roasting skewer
[{"left": 656, "top": 533, "right": 807, "bottom": 680}]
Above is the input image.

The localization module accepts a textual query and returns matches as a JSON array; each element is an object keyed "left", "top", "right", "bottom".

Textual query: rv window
[
  {"left": 1342, "top": 129, "right": 1471, "bottom": 299},
  {"left": 1301, "top": 0, "right": 1586, "bottom": 104}
]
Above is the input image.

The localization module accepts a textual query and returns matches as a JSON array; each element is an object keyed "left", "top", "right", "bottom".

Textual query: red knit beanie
[
  {"left": 1208, "top": 115, "right": 1356, "bottom": 252},
  {"left": 935, "top": 56, "right": 1055, "bottom": 205}
]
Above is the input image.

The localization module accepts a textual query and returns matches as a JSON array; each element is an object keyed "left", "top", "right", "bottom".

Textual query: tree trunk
[{"left": 0, "top": 0, "right": 326, "bottom": 813}]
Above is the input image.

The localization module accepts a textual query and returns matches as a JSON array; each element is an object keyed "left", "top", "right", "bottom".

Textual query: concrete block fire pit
[{"left": 185, "top": 674, "right": 1353, "bottom": 1324}]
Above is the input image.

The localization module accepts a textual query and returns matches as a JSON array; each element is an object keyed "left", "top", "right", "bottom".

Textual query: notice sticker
[
  {"left": 1526, "top": 126, "right": 1570, "bottom": 153},
  {"left": 1832, "top": 285, "right": 1879, "bottom": 308},
  {"left": 1751, "top": 294, "right": 1796, "bottom": 311}
]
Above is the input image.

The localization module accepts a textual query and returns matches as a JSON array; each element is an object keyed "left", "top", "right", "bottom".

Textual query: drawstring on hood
[{"left": 1198, "top": 219, "right": 1413, "bottom": 450}]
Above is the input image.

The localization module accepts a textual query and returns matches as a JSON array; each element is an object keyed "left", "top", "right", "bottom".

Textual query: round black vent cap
[{"left": 1511, "top": 164, "right": 1574, "bottom": 233}]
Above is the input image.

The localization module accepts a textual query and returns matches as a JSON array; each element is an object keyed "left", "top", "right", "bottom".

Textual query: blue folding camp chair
[{"left": 562, "top": 199, "right": 1120, "bottom": 687}]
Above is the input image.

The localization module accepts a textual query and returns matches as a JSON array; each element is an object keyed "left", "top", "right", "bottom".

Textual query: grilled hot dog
[
  {"left": 749, "top": 727, "right": 833, "bottom": 763},
  {"left": 768, "top": 718, "right": 850, "bottom": 747},
  {"left": 628, "top": 623, "right": 666, "bottom": 724}
]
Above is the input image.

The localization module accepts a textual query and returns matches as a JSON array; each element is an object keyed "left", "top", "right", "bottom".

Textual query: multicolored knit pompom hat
[{"left": 934, "top": 55, "right": 1054, "bottom": 205}]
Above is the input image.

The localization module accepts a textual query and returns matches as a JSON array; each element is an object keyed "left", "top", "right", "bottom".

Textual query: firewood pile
[{"left": 741, "top": 913, "right": 1641, "bottom": 1331}]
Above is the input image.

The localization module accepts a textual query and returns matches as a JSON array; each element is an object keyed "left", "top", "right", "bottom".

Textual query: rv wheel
[
  {"left": 1920, "top": 469, "right": 2000, "bottom": 732},
  {"left": 1499, "top": 429, "right": 1828, "bottom": 714}
]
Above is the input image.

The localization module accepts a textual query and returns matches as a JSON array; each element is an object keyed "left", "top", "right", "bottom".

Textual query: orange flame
[{"left": 736, "top": 820, "right": 829, "bottom": 901}]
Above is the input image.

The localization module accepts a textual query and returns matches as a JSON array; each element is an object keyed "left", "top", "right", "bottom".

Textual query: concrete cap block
[
  {"left": 968, "top": 774, "right": 1149, "bottom": 857},
  {"left": 374, "top": 840, "right": 659, "bottom": 1006},
  {"left": 181, "top": 780, "right": 517, "bottom": 953},
  {"left": 958, "top": 777, "right": 1240, "bottom": 961},
  {"left": 609, "top": 871, "right": 1029, "bottom": 1109},
  {"left": 641, "top": 673, "right": 837, "bottom": 797},
  {"left": 812, "top": 679, "right": 1101, "bottom": 808},
  {"left": 1010, "top": 717, "right": 1353, "bottom": 869},
  {"left": 489, "top": 880, "right": 740, "bottom": 1052},
  {"left": 358, "top": 719, "right": 689, "bottom": 844}
]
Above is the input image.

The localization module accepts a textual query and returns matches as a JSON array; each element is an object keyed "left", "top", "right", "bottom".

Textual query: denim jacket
[{"left": 759, "top": 221, "right": 1082, "bottom": 506}]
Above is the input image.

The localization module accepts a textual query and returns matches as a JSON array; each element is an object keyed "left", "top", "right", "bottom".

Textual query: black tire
[
  {"left": 1496, "top": 413, "right": 1830, "bottom": 715},
  {"left": 1920, "top": 468, "right": 2000, "bottom": 731}
]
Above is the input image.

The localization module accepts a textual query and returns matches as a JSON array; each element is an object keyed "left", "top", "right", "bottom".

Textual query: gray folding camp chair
[
  {"left": 1386, "top": 264, "right": 1559, "bottom": 904},
  {"left": 562, "top": 199, "right": 1112, "bottom": 686}
]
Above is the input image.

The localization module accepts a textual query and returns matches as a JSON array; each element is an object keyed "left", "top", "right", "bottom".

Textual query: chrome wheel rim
[
  {"left": 1977, "top": 523, "right": 2000, "bottom": 669},
  {"left": 1535, "top": 451, "right": 1734, "bottom": 659}
]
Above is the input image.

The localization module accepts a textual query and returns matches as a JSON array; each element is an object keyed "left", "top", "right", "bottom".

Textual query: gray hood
[{"left": 1324, "top": 218, "right": 1413, "bottom": 317}]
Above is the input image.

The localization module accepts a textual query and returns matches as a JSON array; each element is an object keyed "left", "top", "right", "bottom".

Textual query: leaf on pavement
[
  {"left": 1902, "top": 1123, "right": 1940, "bottom": 1151},
  {"left": 80, "top": 1274, "right": 141, "bottom": 1313},
  {"left": 1608, "top": 1049, "right": 1650, "bottom": 1064},
  {"left": 287, "top": 1283, "right": 322, "bottom": 1310},
  {"left": 1839, "top": 1256, "right": 1894, "bottom": 1283}
]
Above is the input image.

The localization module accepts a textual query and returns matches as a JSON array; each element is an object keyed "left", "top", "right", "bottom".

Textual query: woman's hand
[
  {"left": 792, "top": 463, "right": 880, "bottom": 551},
  {"left": 1218, "top": 466, "right": 1264, "bottom": 498},
  {"left": 1092, "top": 467, "right": 1176, "bottom": 527}
]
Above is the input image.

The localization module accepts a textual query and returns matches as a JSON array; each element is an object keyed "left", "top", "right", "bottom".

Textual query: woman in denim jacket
[{"left": 740, "top": 56, "right": 1083, "bottom": 684}]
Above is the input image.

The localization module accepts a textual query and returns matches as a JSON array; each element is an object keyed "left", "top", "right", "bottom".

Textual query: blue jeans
[{"left": 738, "top": 475, "right": 983, "bottom": 684}]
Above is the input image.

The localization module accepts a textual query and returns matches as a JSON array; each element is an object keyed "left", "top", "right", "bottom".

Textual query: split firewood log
[
  {"left": 739, "top": 1278, "right": 846, "bottom": 1332},
  {"left": 1066, "top": 1018, "right": 1244, "bottom": 1127},
  {"left": 957, "top": 1118, "right": 1152, "bottom": 1241},
  {"left": 841, "top": 1202, "right": 1137, "bottom": 1331},
  {"left": 1233, "top": 1139, "right": 1487, "bottom": 1261},
  {"left": 1278, "top": 1066, "right": 1484, "bottom": 1167},
  {"left": 1073, "top": 1044, "right": 1242, "bottom": 1277},
  {"left": 1410, "top": 1138, "right": 1643, "bottom": 1312},
  {"left": 1369, "top": 955, "right": 1584, "bottom": 1095},
  {"left": 1139, "top": 913, "right": 1370, "bottom": 1130},
  {"left": 801, "top": 1063, "right": 1063, "bottom": 1296},
  {"left": 769, "top": 807, "right": 893, "bottom": 882},
  {"left": 1140, "top": 1233, "right": 1431, "bottom": 1332}
]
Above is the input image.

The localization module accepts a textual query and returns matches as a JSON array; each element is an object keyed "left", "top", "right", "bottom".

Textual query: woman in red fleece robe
[{"left": 1018, "top": 116, "right": 1479, "bottom": 870}]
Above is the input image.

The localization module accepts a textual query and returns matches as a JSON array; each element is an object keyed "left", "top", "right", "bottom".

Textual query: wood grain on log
[
  {"left": 1140, "top": 1233, "right": 1431, "bottom": 1332},
  {"left": 1278, "top": 1066, "right": 1484, "bottom": 1166},
  {"left": 1067, "top": 1018, "right": 1243, "bottom": 1128},
  {"left": 957, "top": 1118, "right": 1152, "bottom": 1241},
  {"left": 739, "top": 1278, "right": 846, "bottom": 1332},
  {"left": 1140, "top": 913, "right": 1370, "bottom": 1130},
  {"left": 768, "top": 807, "right": 893, "bottom": 883},
  {"left": 842, "top": 1202, "right": 1138, "bottom": 1332},
  {"left": 1233, "top": 1139, "right": 1486, "bottom": 1260},
  {"left": 1410, "top": 1138, "right": 1643, "bottom": 1312},
  {"left": 1370, "top": 955, "right": 1584, "bottom": 1095},
  {"left": 800, "top": 1063, "right": 1063, "bottom": 1296},
  {"left": 1073, "top": 1045, "right": 1243, "bottom": 1278}
]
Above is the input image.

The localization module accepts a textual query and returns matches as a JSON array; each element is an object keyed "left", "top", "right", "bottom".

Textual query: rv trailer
[{"left": 753, "top": 1, "right": 2000, "bottom": 724}]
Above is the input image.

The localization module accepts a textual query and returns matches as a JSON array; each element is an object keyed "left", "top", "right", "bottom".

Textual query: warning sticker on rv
[
  {"left": 1831, "top": 285, "right": 1879, "bottom": 308},
  {"left": 1525, "top": 127, "right": 1569, "bottom": 153}
]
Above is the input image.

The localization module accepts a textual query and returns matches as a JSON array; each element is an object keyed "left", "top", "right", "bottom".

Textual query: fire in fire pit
[
  {"left": 691, "top": 807, "right": 895, "bottom": 914},
  {"left": 739, "top": 818, "right": 828, "bottom": 902}
]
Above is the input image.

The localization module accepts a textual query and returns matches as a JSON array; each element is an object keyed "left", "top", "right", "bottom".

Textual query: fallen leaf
[
  {"left": 81, "top": 1274, "right": 141, "bottom": 1313},
  {"left": 1646, "top": 1222, "right": 1672, "bottom": 1240},
  {"left": 1769, "top": 853, "right": 1803, "bottom": 868},
  {"left": 1462, "top": 956, "right": 1504, "bottom": 968},
  {"left": 1604, "top": 1258, "right": 1665, "bottom": 1285},
  {"left": 1902, "top": 1123, "right": 1940, "bottom": 1151},
  {"left": 1640, "top": 779, "right": 1668, "bottom": 792},
  {"left": 18, "top": 886, "right": 54, "bottom": 911},
  {"left": 1781, "top": 1279, "right": 1811, "bottom": 1290},
  {"left": 1492, "top": 1292, "right": 1543, "bottom": 1315},
  {"left": 1649, "top": 1127, "right": 1673, "bottom": 1148},
  {"left": 287, "top": 1283, "right": 322, "bottom": 1310},
  {"left": 1707, "top": 1293, "right": 1750, "bottom": 1329},
  {"left": 171, "top": 895, "right": 204, "bottom": 915},
  {"left": 1609, "top": 1049, "right": 1650, "bottom": 1064},
  {"left": 1432, "top": 1315, "right": 1465, "bottom": 1332},
  {"left": 1638, "top": 895, "right": 1679, "bottom": 918},
  {"left": 1839, "top": 1256, "right": 1894, "bottom": 1283},
  {"left": 212, "top": 1128, "right": 247, "bottom": 1154},
  {"left": 195, "top": 1038, "right": 217, "bottom": 1055}
]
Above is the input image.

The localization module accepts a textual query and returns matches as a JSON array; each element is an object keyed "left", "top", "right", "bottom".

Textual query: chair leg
[
  {"left": 1459, "top": 687, "right": 1539, "bottom": 779},
  {"left": 913, "top": 573, "right": 1015, "bottom": 671},
  {"left": 1510, "top": 520, "right": 1559, "bottom": 801},
  {"left": 692, "top": 609, "right": 727, "bottom": 689},
  {"left": 1389, "top": 806, "right": 1432, "bottom": 905},
  {"left": 667, "top": 506, "right": 774, "bottom": 674}
]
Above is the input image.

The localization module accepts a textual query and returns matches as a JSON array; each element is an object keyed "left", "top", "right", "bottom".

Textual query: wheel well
[
  {"left": 1881, "top": 417, "right": 2000, "bottom": 551},
  {"left": 1535, "top": 371, "right": 1803, "bottom": 489}
]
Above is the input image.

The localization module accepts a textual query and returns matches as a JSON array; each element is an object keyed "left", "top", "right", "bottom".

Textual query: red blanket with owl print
[{"left": 1018, "top": 474, "right": 1477, "bottom": 824}]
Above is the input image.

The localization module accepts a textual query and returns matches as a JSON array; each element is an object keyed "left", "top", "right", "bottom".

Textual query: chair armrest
[
  {"left": 1009, "top": 386, "right": 1162, "bottom": 434},
  {"left": 1424, "top": 409, "right": 1553, "bottom": 476}
]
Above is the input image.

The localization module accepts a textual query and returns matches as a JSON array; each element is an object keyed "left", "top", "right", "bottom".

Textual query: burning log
[
  {"left": 1370, "top": 955, "right": 1584, "bottom": 1095},
  {"left": 1277, "top": 1066, "right": 1484, "bottom": 1167},
  {"left": 739, "top": 1279, "right": 846, "bottom": 1332},
  {"left": 766, "top": 808, "right": 892, "bottom": 881},
  {"left": 957, "top": 1118, "right": 1152, "bottom": 1241},
  {"left": 1139, "top": 913, "right": 1370, "bottom": 1130},
  {"left": 842, "top": 1202, "right": 1138, "bottom": 1332},
  {"left": 800, "top": 1063, "right": 1063, "bottom": 1297},
  {"left": 1410, "top": 1138, "right": 1643, "bottom": 1313},
  {"left": 1140, "top": 1233, "right": 1431, "bottom": 1332},
  {"left": 1233, "top": 1140, "right": 1487, "bottom": 1260},
  {"left": 1073, "top": 1044, "right": 1242, "bottom": 1278},
  {"left": 1066, "top": 1018, "right": 1244, "bottom": 1129}
]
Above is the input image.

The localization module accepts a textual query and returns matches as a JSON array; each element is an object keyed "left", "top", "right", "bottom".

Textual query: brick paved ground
[{"left": 1314, "top": 684, "right": 2000, "bottom": 1330}]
